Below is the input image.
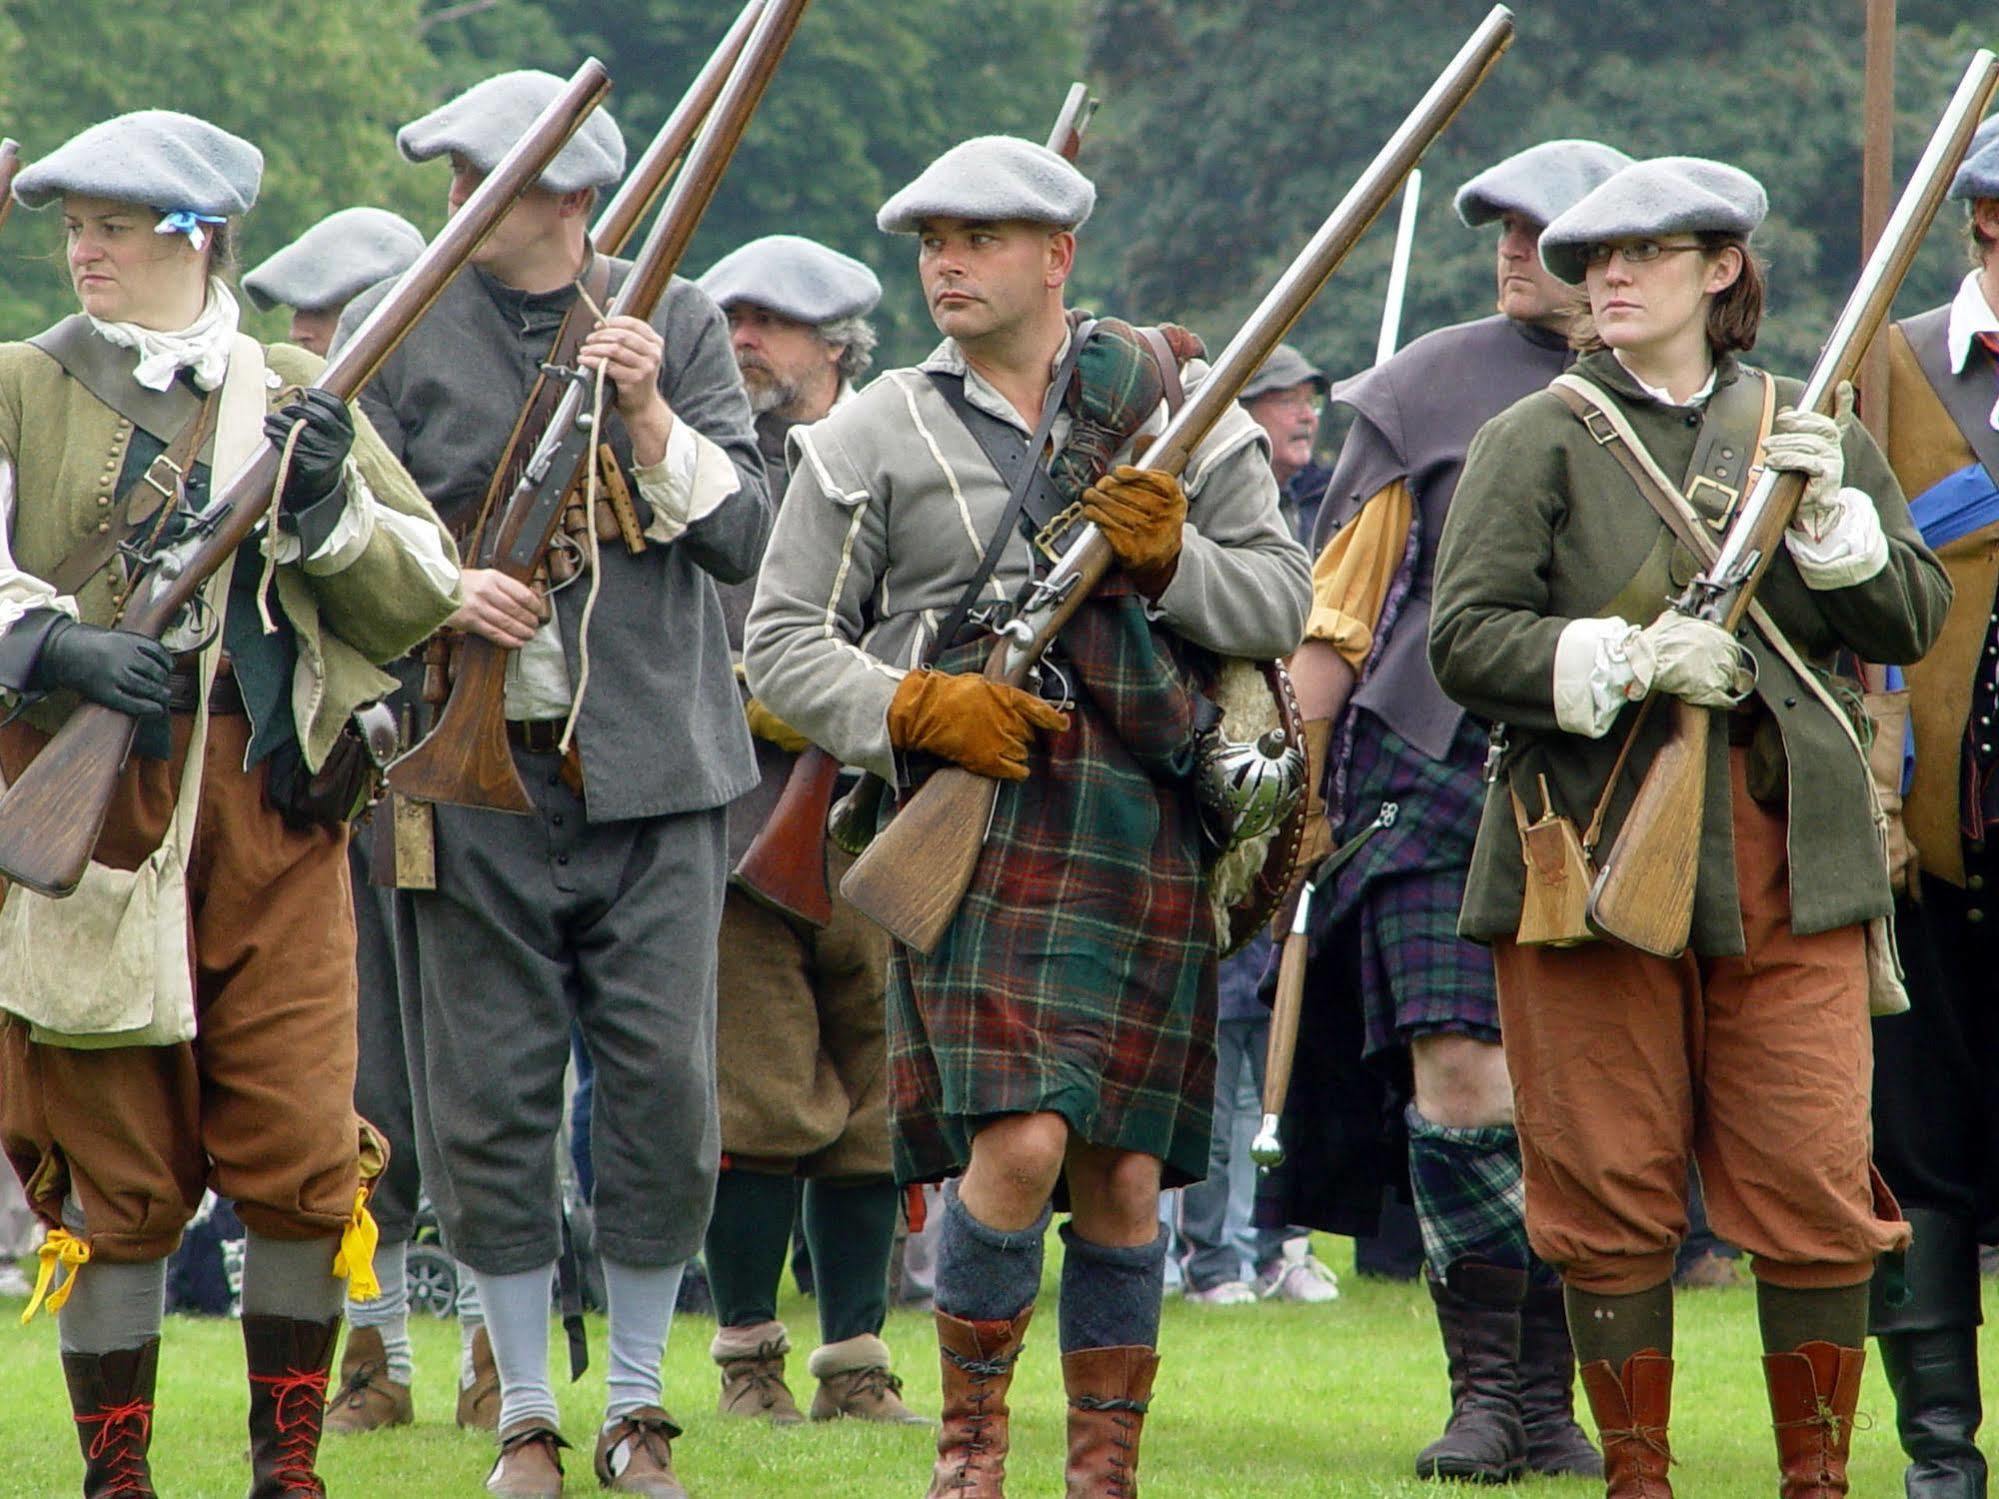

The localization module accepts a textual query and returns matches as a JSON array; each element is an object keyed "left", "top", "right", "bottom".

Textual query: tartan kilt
[{"left": 884, "top": 591, "right": 1220, "bottom": 1189}]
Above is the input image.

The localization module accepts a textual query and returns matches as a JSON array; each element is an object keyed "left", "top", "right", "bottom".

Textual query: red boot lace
[
  {"left": 250, "top": 1366, "right": 331, "bottom": 1496},
  {"left": 75, "top": 1398, "right": 153, "bottom": 1497}
]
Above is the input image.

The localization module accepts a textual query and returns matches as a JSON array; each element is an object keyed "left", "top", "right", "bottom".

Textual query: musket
[
  {"left": 0, "top": 141, "right": 19, "bottom": 240},
  {"left": 387, "top": 0, "right": 812, "bottom": 814},
  {"left": 1586, "top": 47, "right": 1999, "bottom": 959},
  {"left": 591, "top": 0, "right": 764, "bottom": 253},
  {"left": 1375, "top": 169, "right": 1421, "bottom": 364},
  {"left": 730, "top": 78, "right": 1103, "bottom": 929},
  {"left": 840, "top": 6, "right": 1517, "bottom": 952},
  {"left": 0, "top": 60, "right": 615, "bottom": 897},
  {"left": 1254, "top": 176, "right": 1428, "bottom": 1171}
]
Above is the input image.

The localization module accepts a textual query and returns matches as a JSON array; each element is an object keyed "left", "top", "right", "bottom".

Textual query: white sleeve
[
  {"left": 0, "top": 452, "right": 77, "bottom": 636},
  {"left": 633, "top": 417, "right": 743, "bottom": 544},
  {"left": 1552, "top": 615, "right": 1645, "bottom": 738},
  {"left": 1784, "top": 486, "right": 1889, "bottom": 590}
]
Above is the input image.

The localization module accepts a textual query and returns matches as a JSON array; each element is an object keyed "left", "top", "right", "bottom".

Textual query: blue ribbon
[{"left": 154, "top": 208, "right": 227, "bottom": 250}]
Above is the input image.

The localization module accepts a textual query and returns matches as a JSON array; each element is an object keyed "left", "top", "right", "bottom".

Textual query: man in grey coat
[{"left": 335, "top": 69, "right": 768, "bottom": 1499}]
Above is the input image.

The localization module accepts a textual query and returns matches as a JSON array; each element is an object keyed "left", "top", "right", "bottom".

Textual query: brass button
[
  {"left": 1721, "top": 447, "right": 1736, "bottom": 459},
  {"left": 1970, "top": 874, "right": 1986, "bottom": 891},
  {"left": 96, "top": 521, "right": 110, "bottom": 534},
  {"left": 1969, "top": 908, "right": 1986, "bottom": 923},
  {"left": 1715, "top": 465, "right": 1730, "bottom": 477},
  {"left": 97, "top": 496, "right": 110, "bottom": 507}
]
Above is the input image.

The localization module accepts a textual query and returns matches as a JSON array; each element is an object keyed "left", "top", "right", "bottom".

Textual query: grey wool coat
[
  {"left": 338, "top": 258, "right": 769, "bottom": 820},
  {"left": 1430, "top": 349, "right": 1950, "bottom": 954},
  {"left": 743, "top": 338, "right": 1312, "bottom": 782}
]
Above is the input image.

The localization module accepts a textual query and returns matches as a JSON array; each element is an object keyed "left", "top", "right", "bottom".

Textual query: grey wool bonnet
[
  {"left": 698, "top": 234, "right": 882, "bottom": 324},
  {"left": 1454, "top": 139, "right": 1633, "bottom": 228},
  {"left": 242, "top": 207, "right": 426, "bottom": 313},
  {"left": 877, "top": 136, "right": 1095, "bottom": 235},
  {"left": 1538, "top": 156, "right": 1768, "bottom": 284},
  {"left": 1238, "top": 344, "right": 1327, "bottom": 403},
  {"left": 399, "top": 70, "right": 625, "bottom": 194},
  {"left": 13, "top": 109, "right": 262, "bottom": 215},
  {"left": 1949, "top": 115, "right": 1999, "bottom": 202}
]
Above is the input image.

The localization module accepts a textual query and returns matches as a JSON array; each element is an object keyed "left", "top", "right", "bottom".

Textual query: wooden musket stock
[
  {"left": 730, "top": 80, "right": 1102, "bottom": 928},
  {"left": 0, "top": 61, "right": 614, "bottom": 897},
  {"left": 1586, "top": 48, "right": 1999, "bottom": 958},
  {"left": 840, "top": 6, "right": 1518, "bottom": 952},
  {"left": 591, "top": 0, "right": 764, "bottom": 253},
  {"left": 0, "top": 141, "right": 20, "bottom": 240},
  {"left": 387, "top": 0, "right": 813, "bottom": 814}
]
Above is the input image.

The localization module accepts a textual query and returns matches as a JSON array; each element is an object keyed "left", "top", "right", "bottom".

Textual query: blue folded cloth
[{"left": 1909, "top": 461, "right": 1999, "bottom": 549}]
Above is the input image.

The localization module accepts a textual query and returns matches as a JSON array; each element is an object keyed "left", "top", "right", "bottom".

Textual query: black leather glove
[
  {"left": 31, "top": 617, "right": 174, "bottom": 716},
  {"left": 264, "top": 389, "right": 354, "bottom": 518}
]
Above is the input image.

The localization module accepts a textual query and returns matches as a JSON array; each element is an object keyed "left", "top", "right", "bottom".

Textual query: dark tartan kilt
[{"left": 884, "top": 591, "right": 1220, "bottom": 1189}]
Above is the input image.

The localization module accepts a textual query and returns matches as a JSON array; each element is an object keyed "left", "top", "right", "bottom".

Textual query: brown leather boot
[
  {"left": 1414, "top": 1264, "right": 1527, "bottom": 1483},
  {"left": 808, "top": 1333, "right": 929, "bottom": 1424},
  {"left": 486, "top": 1419, "right": 568, "bottom": 1499},
  {"left": 1765, "top": 1341, "right": 1867, "bottom": 1498},
  {"left": 1062, "top": 1346, "right": 1158, "bottom": 1499},
  {"left": 927, "top": 1304, "right": 1033, "bottom": 1499},
  {"left": 1578, "top": 1350, "right": 1674, "bottom": 1498},
  {"left": 243, "top": 1314, "right": 339, "bottom": 1498},
  {"left": 457, "top": 1323, "right": 501, "bottom": 1432},
  {"left": 322, "top": 1324, "right": 414, "bottom": 1434},
  {"left": 62, "top": 1338, "right": 160, "bottom": 1498},
  {"left": 593, "top": 1407, "right": 688, "bottom": 1497},
  {"left": 711, "top": 1319, "right": 805, "bottom": 1425}
]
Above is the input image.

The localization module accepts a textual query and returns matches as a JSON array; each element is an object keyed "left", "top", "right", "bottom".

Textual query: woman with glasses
[{"left": 1429, "top": 156, "right": 1948, "bottom": 1497}]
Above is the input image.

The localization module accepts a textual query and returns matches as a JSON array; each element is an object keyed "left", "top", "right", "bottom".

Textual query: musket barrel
[
  {"left": 591, "top": 0, "right": 764, "bottom": 255},
  {"left": 1704, "top": 48, "right": 1999, "bottom": 602}
]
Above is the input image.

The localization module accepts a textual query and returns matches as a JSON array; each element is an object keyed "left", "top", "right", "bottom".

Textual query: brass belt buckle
[
  {"left": 1033, "top": 501, "right": 1084, "bottom": 564},
  {"left": 139, "top": 452, "right": 186, "bottom": 508}
]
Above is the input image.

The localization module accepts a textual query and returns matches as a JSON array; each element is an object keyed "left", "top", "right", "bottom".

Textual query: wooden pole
[{"left": 1859, "top": 0, "right": 1896, "bottom": 443}]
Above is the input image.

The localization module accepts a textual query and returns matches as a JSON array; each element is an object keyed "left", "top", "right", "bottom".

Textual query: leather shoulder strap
[
  {"left": 1901, "top": 306, "right": 1999, "bottom": 481},
  {"left": 27, "top": 315, "right": 208, "bottom": 450},
  {"left": 49, "top": 386, "right": 222, "bottom": 600},
  {"left": 466, "top": 253, "right": 617, "bottom": 557}
]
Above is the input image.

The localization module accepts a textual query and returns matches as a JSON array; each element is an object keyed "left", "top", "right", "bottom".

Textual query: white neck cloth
[{"left": 90, "top": 278, "right": 242, "bottom": 393}]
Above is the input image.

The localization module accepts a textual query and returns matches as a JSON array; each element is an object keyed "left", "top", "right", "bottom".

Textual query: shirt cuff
[
  {"left": 1553, "top": 616, "right": 1643, "bottom": 738},
  {"left": 634, "top": 419, "right": 741, "bottom": 544},
  {"left": 1784, "top": 487, "right": 1889, "bottom": 590},
  {"left": 265, "top": 457, "right": 377, "bottom": 576}
]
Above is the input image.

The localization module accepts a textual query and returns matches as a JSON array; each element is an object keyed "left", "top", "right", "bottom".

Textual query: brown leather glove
[
  {"left": 886, "top": 668, "right": 1070, "bottom": 780},
  {"left": 744, "top": 696, "right": 811, "bottom": 754},
  {"left": 1081, "top": 464, "right": 1187, "bottom": 598}
]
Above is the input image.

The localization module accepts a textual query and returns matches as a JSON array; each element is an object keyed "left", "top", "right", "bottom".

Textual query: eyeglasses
[
  {"left": 1256, "top": 389, "right": 1323, "bottom": 415},
  {"left": 1581, "top": 239, "right": 1707, "bottom": 268}
]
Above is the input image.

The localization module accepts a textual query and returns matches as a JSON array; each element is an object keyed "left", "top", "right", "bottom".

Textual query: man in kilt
[
  {"left": 1283, "top": 140, "right": 1628, "bottom": 1483},
  {"left": 746, "top": 136, "right": 1310, "bottom": 1495}
]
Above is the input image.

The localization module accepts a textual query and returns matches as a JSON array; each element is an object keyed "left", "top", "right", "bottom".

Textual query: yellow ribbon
[
  {"left": 332, "top": 1190, "right": 381, "bottom": 1303},
  {"left": 21, "top": 1228, "right": 90, "bottom": 1325}
]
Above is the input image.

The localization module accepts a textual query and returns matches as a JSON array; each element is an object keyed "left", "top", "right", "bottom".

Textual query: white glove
[
  {"left": 1763, "top": 387, "right": 1852, "bottom": 541},
  {"left": 1628, "top": 612, "right": 1750, "bottom": 708}
]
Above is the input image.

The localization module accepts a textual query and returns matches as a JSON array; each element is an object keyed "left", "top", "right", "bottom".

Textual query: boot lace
[
  {"left": 1774, "top": 1397, "right": 1874, "bottom": 1485},
  {"left": 847, "top": 1366, "right": 907, "bottom": 1407},
  {"left": 75, "top": 1398, "right": 153, "bottom": 1497},
  {"left": 941, "top": 1343, "right": 1022, "bottom": 1480},
  {"left": 250, "top": 1365, "right": 330, "bottom": 1496},
  {"left": 329, "top": 1357, "right": 386, "bottom": 1408},
  {"left": 724, "top": 1342, "right": 794, "bottom": 1412}
]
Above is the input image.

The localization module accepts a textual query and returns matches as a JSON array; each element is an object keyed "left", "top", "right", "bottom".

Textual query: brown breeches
[
  {"left": 715, "top": 848, "right": 892, "bottom": 1178},
  {"left": 0, "top": 713, "right": 363, "bottom": 1263},
  {"left": 1493, "top": 748, "right": 1907, "bottom": 1295}
]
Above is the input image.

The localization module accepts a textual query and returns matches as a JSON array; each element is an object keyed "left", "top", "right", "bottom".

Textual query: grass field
[{"left": 3, "top": 1238, "right": 1992, "bottom": 1497}]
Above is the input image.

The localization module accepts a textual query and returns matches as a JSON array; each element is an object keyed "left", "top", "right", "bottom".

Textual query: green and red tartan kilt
[{"left": 884, "top": 591, "right": 1221, "bottom": 1189}]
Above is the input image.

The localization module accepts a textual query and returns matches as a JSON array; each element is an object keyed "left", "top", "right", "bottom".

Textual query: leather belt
[
  {"left": 166, "top": 667, "right": 245, "bottom": 716},
  {"left": 507, "top": 719, "right": 566, "bottom": 753}
]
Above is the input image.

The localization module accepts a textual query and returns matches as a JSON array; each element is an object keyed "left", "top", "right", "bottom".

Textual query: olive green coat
[
  {"left": 0, "top": 337, "right": 459, "bottom": 769},
  {"left": 1429, "top": 350, "right": 1950, "bottom": 954}
]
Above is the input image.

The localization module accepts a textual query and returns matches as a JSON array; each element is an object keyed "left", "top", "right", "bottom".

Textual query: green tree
[{"left": 0, "top": 0, "right": 447, "bottom": 341}]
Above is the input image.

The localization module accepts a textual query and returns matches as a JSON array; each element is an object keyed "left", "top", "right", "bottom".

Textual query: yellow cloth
[
  {"left": 332, "top": 1190, "right": 382, "bottom": 1303},
  {"left": 1304, "top": 480, "right": 1414, "bottom": 669},
  {"left": 745, "top": 697, "right": 812, "bottom": 754},
  {"left": 21, "top": 1227, "right": 90, "bottom": 1325}
]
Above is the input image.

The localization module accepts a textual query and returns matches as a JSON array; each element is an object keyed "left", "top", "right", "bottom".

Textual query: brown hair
[
  {"left": 1970, "top": 206, "right": 1997, "bottom": 267},
  {"left": 1567, "top": 234, "right": 1766, "bottom": 356}
]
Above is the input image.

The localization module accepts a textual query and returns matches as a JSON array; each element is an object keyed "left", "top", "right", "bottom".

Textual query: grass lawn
[{"left": 3, "top": 1237, "right": 1993, "bottom": 1497}]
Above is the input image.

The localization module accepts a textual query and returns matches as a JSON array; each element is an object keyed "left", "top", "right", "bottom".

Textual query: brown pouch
[{"left": 1512, "top": 774, "right": 1597, "bottom": 947}]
